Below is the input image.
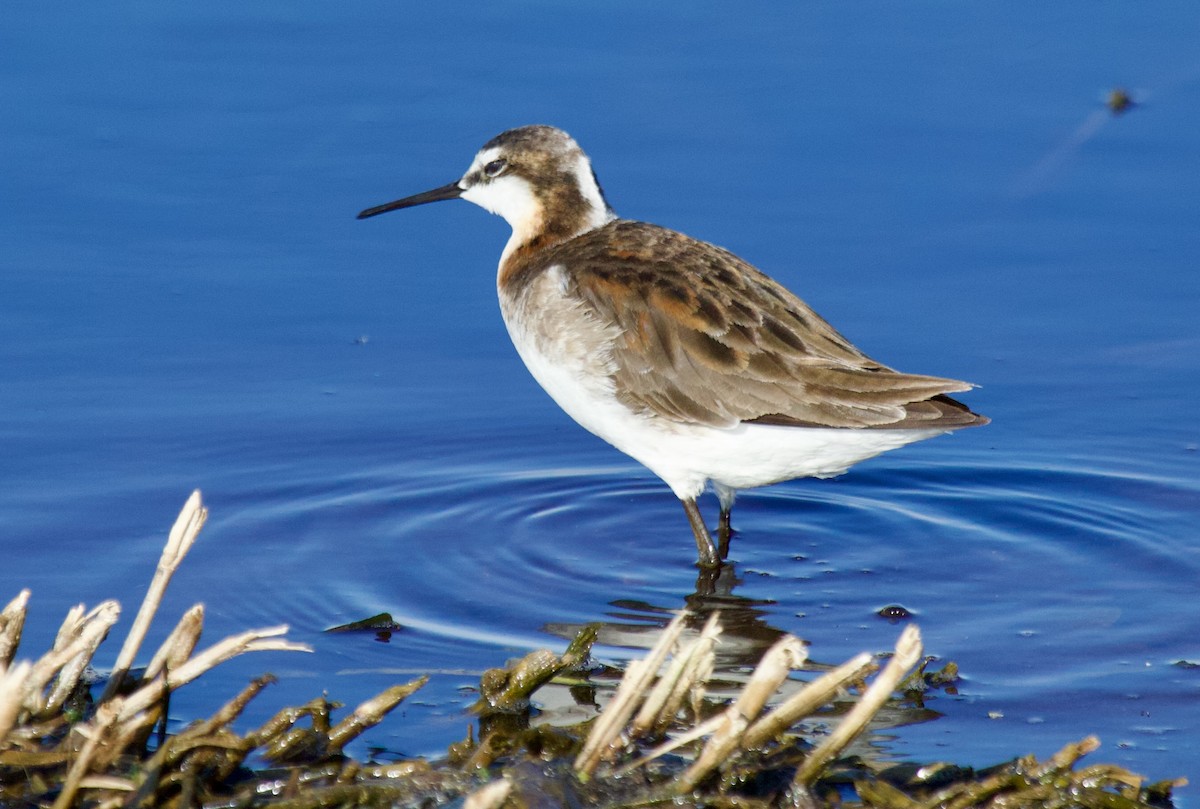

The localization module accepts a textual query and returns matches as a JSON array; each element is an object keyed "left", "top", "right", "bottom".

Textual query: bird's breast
[{"left": 498, "top": 263, "right": 659, "bottom": 440}]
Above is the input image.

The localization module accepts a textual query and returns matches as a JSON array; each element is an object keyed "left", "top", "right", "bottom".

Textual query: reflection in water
[
  {"left": 542, "top": 558, "right": 947, "bottom": 766},
  {"left": 549, "top": 560, "right": 786, "bottom": 674}
]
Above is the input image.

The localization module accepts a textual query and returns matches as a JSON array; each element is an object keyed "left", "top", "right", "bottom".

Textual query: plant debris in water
[
  {"left": 0, "top": 492, "right": 1186, "bottom": 807},
  {"left": 325, "top": 613, "right": 405, "bottom": 643}
]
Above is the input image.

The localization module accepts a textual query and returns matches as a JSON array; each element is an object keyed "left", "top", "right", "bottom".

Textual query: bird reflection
[
  {"left": 541, "top": 556, "right": 947, "bottom": 760},
  {"left": 546, "top": 558, "right": 788, "bottom": 681}
]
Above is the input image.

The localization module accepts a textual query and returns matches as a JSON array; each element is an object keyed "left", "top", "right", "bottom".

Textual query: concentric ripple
[
  {"left": 186, "top": 441, "right": 1200, "bottom": 769},
  {"left": 727, "top": 454, "right": 1200, "bottom": 771}
]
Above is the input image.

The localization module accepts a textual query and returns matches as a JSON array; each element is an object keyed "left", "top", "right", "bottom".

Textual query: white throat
[
  {"left": 460, "top": 174, "right": 544, "bottom": 265},
  {"left": 458, "top": 147, "right": 615, "bottom": 268}
]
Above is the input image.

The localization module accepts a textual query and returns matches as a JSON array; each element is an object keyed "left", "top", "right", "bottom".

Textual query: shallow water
[{"left": 4, "top": 0, "right": 1200, "bottom": 794}]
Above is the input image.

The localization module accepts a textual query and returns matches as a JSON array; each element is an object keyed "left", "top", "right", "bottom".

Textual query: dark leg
[
  {"left": 717, "top": 506, "right": 733, "bottom": 560},
  {"left": 713, "top": 484, "right": 737, "bottom": 560},
  {"left": 681, "top": 498, "right": 720, "bottom": 569}
]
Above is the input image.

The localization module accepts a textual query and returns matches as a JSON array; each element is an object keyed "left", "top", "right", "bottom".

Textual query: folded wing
[{"left": 556, "top": 221, "right": 988, "bottom": 430}]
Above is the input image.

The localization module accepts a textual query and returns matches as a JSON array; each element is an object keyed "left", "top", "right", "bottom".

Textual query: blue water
[{"left": 4, "top": 0, "right": 1199, "bottom": 793}]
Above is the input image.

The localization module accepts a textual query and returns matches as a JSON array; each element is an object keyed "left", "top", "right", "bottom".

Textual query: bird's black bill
[{"left": 356, "top": 181, "right": 463, "bottom": 220}]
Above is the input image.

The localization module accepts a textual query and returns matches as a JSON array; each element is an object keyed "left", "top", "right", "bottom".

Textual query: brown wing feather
[{"left": 531, "top": 220, "right": 988, "bottom": 430}]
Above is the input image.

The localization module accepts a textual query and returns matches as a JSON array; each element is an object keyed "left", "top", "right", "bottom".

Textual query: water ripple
[{"left": 183, "top": 447, "right": 1200, "bottom": 768}]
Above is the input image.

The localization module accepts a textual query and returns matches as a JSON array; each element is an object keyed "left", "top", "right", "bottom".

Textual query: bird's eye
[{"left": 483, "top": 159, "right": 507, "bottom": 178}]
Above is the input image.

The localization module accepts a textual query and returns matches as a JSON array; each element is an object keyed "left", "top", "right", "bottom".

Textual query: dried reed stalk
[
  {"left": 328, "top": 676, "right": 428, "bottom": 753},
  {"left": 142, "top": 603, "right": 205, "bottom": 683},
  {"left": 0, "top": 491, "right": 314, "bottom": 809},
  {"left": 630, "top": 612, "right": 720, "bottom": 740},
  {"left": 674, "top": 634, "right": 807, "bottom": 793},
  {"left": 742, "top": 651, "right": 874, "bottom": 748},
  {"left": 116, "top": 625, "right": 310, "bottom": 723},
  {"left": 0, "top": 589, "right": 30, "bottom": 669},
  {"left": 463, "top": 776, "right": 512, "bottom": 809},
  {"left": 583, "top": 612, "right": 927, "bottom": 800},
  {"left": 794, "top": 623, "right": 923, "bottom": 786},
  {"left": 25, "top": 601, "right": 121, "bottom": 718},
  {"left": 574, "top": 611, "right": 689, "bottom": 776},
  {"left": 100, "top": 489, "right": 207, "bottom": 702},
  {"left": 0, "top": 661, "right": 33, "bottom": 741}
]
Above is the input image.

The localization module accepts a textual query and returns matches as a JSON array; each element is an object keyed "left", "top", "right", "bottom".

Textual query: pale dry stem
[
  {"left": 631, "top": 612, "right": 721, "bottom": 738},
  {"left": 0, "top": 491, "right": 344, "bottom": 808},
  {"left": 26, "top": 601, "right": 121, "bottom": 718},
  {"left": 742, "top": 652, "right": 874, "bottom": 749},
  {"left": 617, "top": 713, "right": 727, "bottom": 776},
  {"left": 0, "top": 661, "right": 33, "bottom": 740},
  {"left": 674, "top": 635, "right": 807, "bottom": 793},
  {"left": 328, "top": 676, "right": 428, "bottom": 753},
  {"left": 794, "top": 624, "right": 923, "bottom": 786},
  {"left": 0, "top": 589, "right": 31, "bottom": 669},
  {"left": 100, "top": 489, "right": 207, "bottom": 702},
  {"left": 574, "top": 611, "right": 690, "bottom": 777},
  {"left": 52, "top": 604, "right": 86, "bottom": 652},
  {"left": 463, "top": 776, "right": 512, "bottom": 809},
  {"left": 143, "top": 604, "right": 205, "bottom": 683},
  {"left": 117, "top": 625, "right": 311, "bottom": 723}
]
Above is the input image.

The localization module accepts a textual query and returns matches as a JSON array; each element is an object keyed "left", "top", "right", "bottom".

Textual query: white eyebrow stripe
[{"left": 466, "top": 146, "right": 504, "bottom": 176}]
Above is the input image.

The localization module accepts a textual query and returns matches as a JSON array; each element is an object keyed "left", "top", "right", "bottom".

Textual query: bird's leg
[
  {"left": 713, "top": 484, "right": 736, "bottom": 560},
  {"left": 681, "top": 498, "right": 720, "bottom": 569},
  {"left": 717, "top": 507, "right": 733, "bottom": 560}
]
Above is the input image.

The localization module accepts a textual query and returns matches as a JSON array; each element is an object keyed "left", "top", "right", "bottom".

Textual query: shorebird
[{"left": 358, "top": 125, "right": 987, "bottom": 568}]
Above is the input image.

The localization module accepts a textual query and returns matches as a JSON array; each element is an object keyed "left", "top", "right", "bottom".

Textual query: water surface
[{"left": 3, "top": 0, "right": 1199, "bottom": 792}]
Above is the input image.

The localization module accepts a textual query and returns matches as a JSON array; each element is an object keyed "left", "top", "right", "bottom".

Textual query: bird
[{"left": 357, "top": 125, "right": 987, "bottom": 569}]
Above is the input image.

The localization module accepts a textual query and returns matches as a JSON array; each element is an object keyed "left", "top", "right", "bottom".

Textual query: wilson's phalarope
[{"left": 359, "top": 125, "right": 987, "bottom": 568}]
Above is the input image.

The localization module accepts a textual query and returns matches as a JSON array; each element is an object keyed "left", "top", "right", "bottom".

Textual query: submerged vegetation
[{"left": 0, "top": 493, "right": 1184, "bottom": 807}]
